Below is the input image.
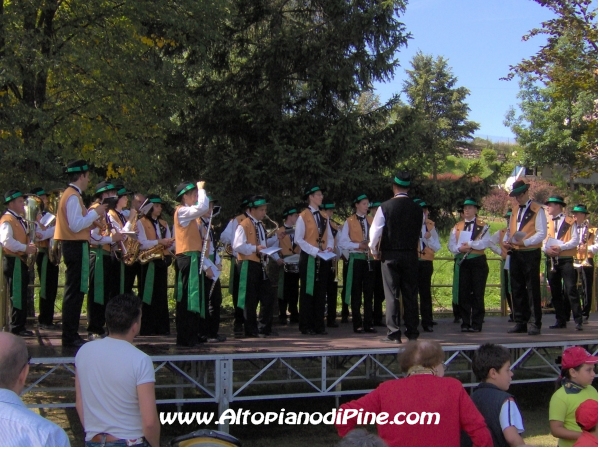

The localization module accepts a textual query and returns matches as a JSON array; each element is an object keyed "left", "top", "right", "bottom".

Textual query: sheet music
[
  {"left": 260, "top": 246, "right": 281, "bottom": 256},
  {"left": 510, "top": 231, "right": 526, "bottom": 243},
  {"left": 318, "top": 251, "right": 337, "bottom": 261},
  {"left": 40, "top": 213, "right": 55, "bottom": 227},
  {"left": 544, "top": 237, "right": 562, "bottom": 251},
  {"left": 457, "top": 231, "right": 471, "bottom": 246}
]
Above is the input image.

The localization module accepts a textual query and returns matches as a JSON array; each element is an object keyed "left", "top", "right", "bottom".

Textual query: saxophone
[
  {"left": 121, "top": 211, "right": 141, "bottom": 266},
  {"left": 138, "top": 245, "right": 167, "bottom": 264}
]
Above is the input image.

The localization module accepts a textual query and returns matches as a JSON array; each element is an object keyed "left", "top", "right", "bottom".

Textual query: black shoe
[
  {"left": 315, "top": 330, "right": 328, "bottom": 335},
  {"left": 38, "top": 323, "right": 58, "bottom": 331},
  {"left": 354, "top": 328, "right": 364, "bottom": 333},
  {"left": 423, "top": 326, "right": 434, "bottom": 332},
  {"left": 507, "top": 324, "right": 527, "bottom": 334},
  {"left": 244, "top": 332, "right": 259, "bottom": 338},
  {"left": 453, "top": 317, "right": 461, "bottom": 324},
  {"left": 527, "top": 326, "right": 541, "bottom": 336},
  {"left": 582, "top": 315, "right": 589, "bottom": 324},
  {"left": 341, "top": 317, "right": 349, "bottom": 324},
  {"left": 364, "top": 328, "right": 377, "bottom": 333},
  {"left": 207, "top": 335, "right": 227, "bottom": 343},
  {"left": 507, "top": 317, "right": 514, "bottom": 323},
  {"left": 470, "top": 327, "right": 482, "bottom": 333},
  {"left": 431, "top": 321, "right": 438, "bottom": 326},
  {"left": 301, "top": 329, "right": 316, "bottom": 335},
  {"left": 575, "top": 323, "right": 584, "bottom": 331},
  {"left": 380, "top": 336, "right": 401, "bottom": 344},
  {"left": 87, "top": 332, "right": 106, "bottom": 341},
  {"left": 407, "top": 336, "right": 419, "bottom": 341},
  {"left": 549, "top": 321, "right": 566, "bottom": 329},
  {"left": 461, "top": 326, "right": 472, "bottom": 333},
  {"left": 14, "top": 330, "right": 34, "bottom": 337},
  {"left": 62, "top": 338, "right": 86, "bottom": 348},
  {"left": 327, "top": 322, "right": 339, "bottom": 328}
]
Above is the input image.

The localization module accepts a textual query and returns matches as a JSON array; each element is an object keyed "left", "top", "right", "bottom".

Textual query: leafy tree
[{"left": 401, "top": 52, "right": 479, "bottom": 182}]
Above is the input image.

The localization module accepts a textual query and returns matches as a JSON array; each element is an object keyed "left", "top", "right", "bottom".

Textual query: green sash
[
  {"left": 452, "top": 253, "right": 483, "bottom": 305},
  {"left": 91, "top": 246, "right": 108, "bottom": 305},
  {"left": 143, "top": 261, "right": 155, "bottom": 305},
  {"left": 80, "top": 242, "right": 90, "bottom": 294},
  {"left": 306, "top": 255, "right": 316, "bottom": 295},
  {"left": 180, "top": 251, "right": 202, "bottom": 314},
  {"left": 38, "top": 248, "right": 48, "bottom": 299},
  {"left": 10, "top": 256, "right": 23, "bottom": 310},
  {"left": 237, "top": 260, "right": 249, "bottom": 309},
  {"left": 345, "top": 253, "right": 367, "bottom": 305}
]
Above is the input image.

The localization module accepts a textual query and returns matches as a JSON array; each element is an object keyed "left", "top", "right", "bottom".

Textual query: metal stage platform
[{"left": 23, "top": 314, "right": 598, "bottom": 432}]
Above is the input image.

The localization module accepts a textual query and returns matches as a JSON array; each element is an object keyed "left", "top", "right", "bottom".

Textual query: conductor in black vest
[{"left": 369, "top": 172, "right": 423, "bottom": 343}]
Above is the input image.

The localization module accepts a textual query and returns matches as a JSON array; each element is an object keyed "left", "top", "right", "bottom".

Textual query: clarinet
[{"left": 457, "top": 224, "right": 490, "bottom": 266}]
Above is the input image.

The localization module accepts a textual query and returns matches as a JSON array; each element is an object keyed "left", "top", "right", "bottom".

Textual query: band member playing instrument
[
  {"left": 415, "top": 199, "right": 441, "bottom": 332},
  {"left": 369, "top": 172, "right": 422, "bottom": 343},
  {"left": 219, "top": 196, "right": 251, "bottom": 337},
  {"left": 137, "top": 194, "right": 175, "bottom": 336},
  {"left": 320, "top": 201, "right": 341, "bottom": 328},
  {"left": 55, "top": 160, "right": 106, "bottom": 347},
  {"left": 126, "top": 192, "right": 147, "bottom": 294},
  {"left": 272, "top": 207, "right": 300, "bottom": 325},
  {"left": 0, "top": 190, "right": 38, "bottom": 336},
  {"left": 339, "top": 194, "right": 376, "bottom": 333},
  {"left": 448, "top": 198, "right": 491, "bottom": 332},
  {"left": 296, "top": 185, "right": 334, "bottom": 335},
  {"left": 543, "top": 195, "right": 582, "bottom": 331},
  {"left": 368, "top": 201, "right": 385, "bottom": 327},
  {"left": 232, "top": 195, "right": 277, "bottom": 338},
  {"left": 448, "top": 203, "right": 465, "bottom": 323},
  {"left": 572, "top": 204, "right": 596, "bottom": 323},
  {"left": 110, "top": 185, "right": 138, "bottom": 294},
  {"left": 30, "top": 187, "right": 60, "bottom": 330},
  {"left": 489, "top": 210, "right": 514, "bottom": 322},
  {"left": 198, "top": 195, "right": 226, "bottom": 343},
  {"left": 87, "top": 181, "right": 125, "bottom": 341},
  {"left": 173, "top": 181, "right": 210, "bottom": 347},
  {"left": 503, "top": 180, "right": 547, "bottom": 336}
]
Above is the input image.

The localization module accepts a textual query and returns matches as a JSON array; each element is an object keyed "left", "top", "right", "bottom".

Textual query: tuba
[
  {"left": 46, "top": 189, "right": 64, "bottom": 265},
  {"left": 23, "top": 194, "right": 43, "bottom": 268}
]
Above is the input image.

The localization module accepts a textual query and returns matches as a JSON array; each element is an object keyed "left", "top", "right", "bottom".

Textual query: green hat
[
  {"left": 248, "top": 195, "right": 268, "bottom": 208},
  {"left": 283, "top": 207, "right": 298, "bottom": 218},
  {"left": 509, "top": 180, "right": 530, "bottom": 197},
  {"left": 3, "top": 189, "right": 24, "bottom": 205},
  {"left": 392, "top": 171, "right": 411, "bottom": 187},
  {"left": 240, "top": 195, "right": 252, "bottom": 210},
  {"left": 504, "top": 210, "right": 512, "bottom": 218},
  {"left": 30, "top": 187, "right": 46, "bottom": 197},
  {"left": 115, "top": 185, "right": 133, "bottom": 197},
  {"left": 303, "top": 184, "right": 325, "bottom": 200},
  {"left": 412, "top": 198, "right": 422, "bottom": 204},
  {"left": 419, "top": 200, "right": 429, "bottom": 208},
  {"left": 320, "top": 201, "right": 335, "bottom": 210},
  {"left": 352, "top": 193, "right": 369, "bottom": 204},
  {"left": 65, "top": 159, "right": 90, "bottom": 174},
  {"left": 175, "top": 181, "right": 196, "bottom": 201},
  {"left": 147, "top": 194, "right": 163, "bottom": 204},
  {"left": 369, "top": 201, "right": 382, "bottom": 208},
  {"left": 572, "top": 204, "right": 589, "bottom": 214},
  {"left": 95, "top": 181, "right": 116, "bottom": 195},
  {"left": 545, "top": 195, "right": 566, "bottom": 207},
  {"left": 463, "top": 197, "right": 480, "bottom": 208}
]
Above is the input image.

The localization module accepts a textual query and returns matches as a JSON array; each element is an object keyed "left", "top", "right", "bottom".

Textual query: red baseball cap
[
  {"left": 575, "top": 399, "right": 598, "bottom": 431},
  {"left": 562, "top": 346, "right": 598, "bottom": 370}
]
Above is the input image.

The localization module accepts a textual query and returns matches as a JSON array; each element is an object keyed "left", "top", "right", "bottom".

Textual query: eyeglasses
[{"left": 21, "top": 355, "right": 31, "bottom": 372}]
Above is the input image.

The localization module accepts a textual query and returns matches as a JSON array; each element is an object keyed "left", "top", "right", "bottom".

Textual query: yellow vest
[
  {"left": 237, "top": 217, "right": 260, "bottom": 263},
  {"left": 54, "top": 186, "right": 90, "bottom": 241},
  {"left": 419, "top": 219, "right": 436, "bottom": 261},
  {"left": 0, "top": 213, "right": 27, "bottom": 256},
  {"left": 547, "top": 216, "right": 576, "bottom": 257},
  {"left": 455, "top": 218, "right": 487, "bottom": 256},
  {"left": 299, "top": 209, "right": 329, "bottom": 250},
  {"left": 174, "top": 205, "right": 202, "bottom": 255},
  {"left": 140, "top": 217, "right": 171, "bottom": 256},
  {"left": 509, "top": 201, "right": 543, "bottom": 250}
]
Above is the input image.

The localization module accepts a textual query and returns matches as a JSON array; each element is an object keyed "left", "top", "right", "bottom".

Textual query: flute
[{"left": 457, "top": 224, "right": 490, "bottom": 266}]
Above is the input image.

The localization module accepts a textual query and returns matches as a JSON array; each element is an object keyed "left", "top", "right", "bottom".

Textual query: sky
[{"left": 372, "top": 0, "right": 558, "bottom": 142}]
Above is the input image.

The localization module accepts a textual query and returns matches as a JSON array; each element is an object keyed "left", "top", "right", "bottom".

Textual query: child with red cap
[
  {"left": 549, "top": 346, "right": 598, "bottom": 446},
  {"left": 573, "top": 399, "right": 598, "bottom": 447}
]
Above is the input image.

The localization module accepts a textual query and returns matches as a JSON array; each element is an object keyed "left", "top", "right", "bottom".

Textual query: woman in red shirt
[{"left": 335, "top": 340, "right": 493, "bottom": 447}]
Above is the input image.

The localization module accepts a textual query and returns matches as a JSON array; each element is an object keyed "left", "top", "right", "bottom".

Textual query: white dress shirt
[
  {"left": 0, "top": 388, "right": 70, "bottom": 446},
  {"left": 338, "top": 214, "right": 369, "bottom": 253},
  {"left": 136, "top": 218, "right": 173, "bottom": 251},
  {"left": 0, "top": 210, "right": 28, "bottom": 253},
  {"left": 589, "top": 232, "right": 598, "bottom": 255},
  {"left": 447, "top": 218, "right": 494, "bottom": 254},
  {"left": 295, "top": 206, "right": 334, "bottom": 257},
  {"left": 175, "top": 189, "right": 209, "bottom": 228},
  {"left": 66, "top": 184, "right": 98, "bottom": 233},
  {"left": 547, "top": 213, "right": 578, "bottom": 251},
  {"left": 90, "top": 212, "right": 113, "bottom": 246},
  {"left": 232, "top": 213, "right": 273, "bottom": 256},
  {"left": 199, "top": 217, "right": 221, "bottom": 265},
  {"left": 420, "top": 221, "right": 442, "bottom": 253},
  {"left": 368, "top": 193, "right": 410, "bottom": 256},
  {"left": 514, "top": 199, "right": 547, "bottom": 247}
]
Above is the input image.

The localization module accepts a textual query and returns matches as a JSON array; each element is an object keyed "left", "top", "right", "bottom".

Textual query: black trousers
[
  {"left": 417, "top": 260, "right": 434, "bottom": 328},
  {"left": 238, "top": 260, "right": 273, "bottom": 335},
  {"left": 201, "top": 274, "right": 222, "bottom": 338},
  {"left": 548, "top": 257, "right": 582, "bottom": 325},
  {"left": 299, "top": 251, "right": 329, "bottom": 333},
  {"left": 123, "top": 261, "right": 140, "bottom": 294},
  {"left": 340, "top": 260, "right": 349, "bottom": 320},
  {"left": 349, "top": 258, "right": 374, "bottom": 331},
  {"left": 175, "top": 254, "right": 201, "bottom": 346},
  {"left": 279, "top": 269, "right": 300, "bottom": 321},
  {"left": 381, "top": 252, "right": 420, "bottom": 340},
  {"left": 503, "top": 268, "right": 514, "bottom": 318},
  {"left": 371, "top": 260, "right": 384, "bottom": 324},
  {"left": 139, "top": 259, "right": 171, "bottom": 335},
  {"left": 510, "top": 249, "right": 542, "bottom": 329},
  {"left": 458, "top": 255, "right": 489, "bottom": 330},
  {"left": 4, "top": 256, "right": 28, "bottom": 333},
  {"left": 87, "top": 253, "right": 119, "bottom": 334},
  {"left": 579, "top": 260, "right": 594, "bottom": 317},
  {"left": 36, "top": 251, "right": 59, "bottom": 326},
  {"left": 230, "top": 258, "right": 245, "bottom": 330},
  {"left": 324, "top": 260, "right": 336, "bottom": 324},
  {"left": 61, "top": 241, "right": 87, "bottom": 343}
]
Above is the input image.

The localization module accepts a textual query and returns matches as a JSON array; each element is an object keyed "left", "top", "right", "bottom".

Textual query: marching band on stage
[{"left": 0, "top": 163, "right": 597, "bottom": 346}]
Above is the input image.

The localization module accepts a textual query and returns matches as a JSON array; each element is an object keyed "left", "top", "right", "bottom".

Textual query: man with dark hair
[
  {"left": 75, "top": 294, "right": 160, "bottom": 446},
  {"left": 470, "top": 343, "right": 526, "bottom": 446},
  {"left": 369, "top": 172, "right": 423, "bottom": 343},
  {"left": 55, "top": 160, "right": 107, "bottom": 347},
  {"left": 0, "top": 332, "right": 70, "bottom": 445}
]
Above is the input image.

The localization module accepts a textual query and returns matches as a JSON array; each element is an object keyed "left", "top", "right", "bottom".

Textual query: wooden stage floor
[{"left": 25, "top": 313, "right": 598, "bottom": 359}]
